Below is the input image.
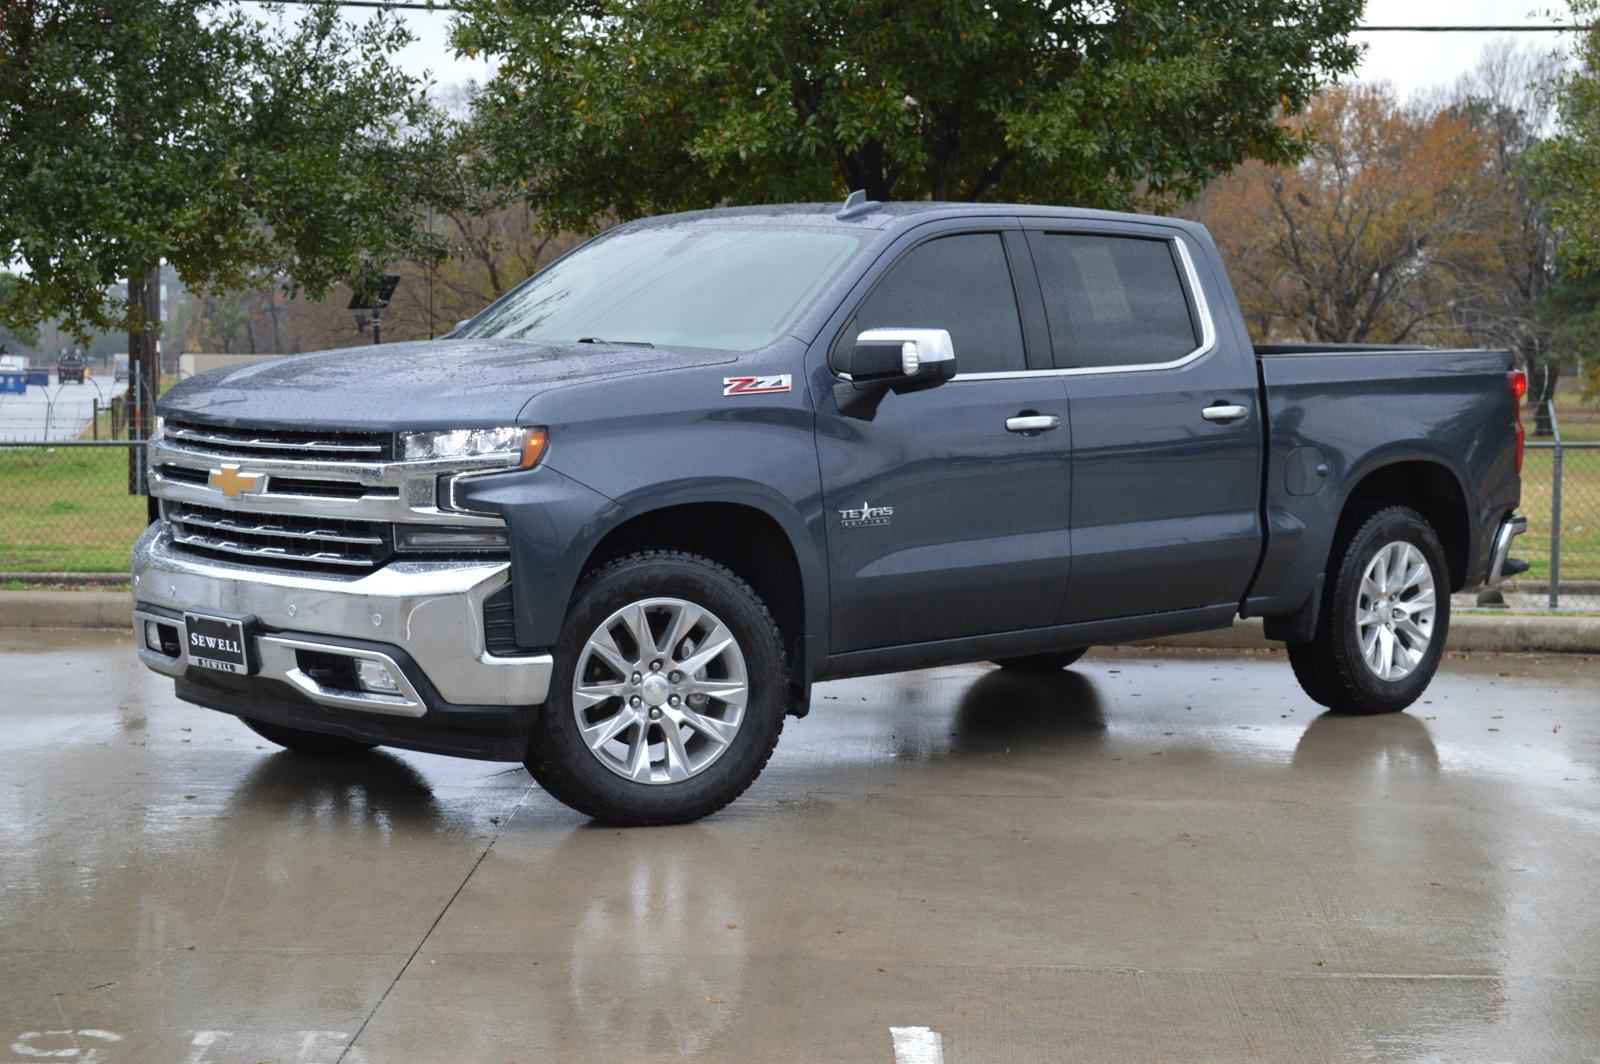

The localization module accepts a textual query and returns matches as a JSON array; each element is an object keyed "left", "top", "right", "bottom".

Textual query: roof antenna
[{"left": 836, "top": 189, "right": 881, "bottom": 221}]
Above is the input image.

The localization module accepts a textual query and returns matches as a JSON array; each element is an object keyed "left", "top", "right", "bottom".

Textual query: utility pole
[{"left": 127, "top": 264, "right": 161, "bottom": 497}]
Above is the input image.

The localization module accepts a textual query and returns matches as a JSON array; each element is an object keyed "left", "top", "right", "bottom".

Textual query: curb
[
  {"left": 4, "top": 590, "right": 1598, "bottom": 654},
  {"left": 1, "top": 590, "right": 134, "bottom": 630}
]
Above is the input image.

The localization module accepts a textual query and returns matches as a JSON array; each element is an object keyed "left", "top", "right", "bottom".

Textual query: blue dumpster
[
  {"left": 25, "top": 368, "right": 49, "bottom": 387},
  {"left": 0, "top": 370, "right": 25, "bottom": 395}
]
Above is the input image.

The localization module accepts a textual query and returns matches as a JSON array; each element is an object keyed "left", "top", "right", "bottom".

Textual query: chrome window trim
[{"left": 949, "top": 234, "right": 1218, "bottom": 382}]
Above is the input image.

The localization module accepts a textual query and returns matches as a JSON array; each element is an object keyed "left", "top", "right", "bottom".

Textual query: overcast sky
[{"left": 375, "top": 0, "right": 1575, "bottom": 101}]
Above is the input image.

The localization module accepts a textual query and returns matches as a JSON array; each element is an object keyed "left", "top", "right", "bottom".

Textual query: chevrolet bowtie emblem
[{"left": 208, "top": 464, "right": 263, "bottom": 498}]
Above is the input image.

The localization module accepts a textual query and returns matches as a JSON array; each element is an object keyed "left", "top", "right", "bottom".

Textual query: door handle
[
  {"left": 1005, "top": 415, "right": 1060, "bottom": 433},
  {"left": 1202, "top": 404, "right": 1249, "bottom": 423}
]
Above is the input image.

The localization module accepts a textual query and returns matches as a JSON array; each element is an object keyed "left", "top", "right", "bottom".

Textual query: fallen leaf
[
  {"left": 704, "top": 995, "right": 721, "bottom": 1004},
  {"left": 726, "top": 922, "right": 737, "bottom": 929}
]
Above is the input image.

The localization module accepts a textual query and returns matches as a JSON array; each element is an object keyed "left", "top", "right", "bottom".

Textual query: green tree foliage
[
  {"left": 0, "top": 0, "right": 440, "bottom": 337},
  {"left": 0, "top": 273, "right": 39, "bottom": 348},
  {"left": 1534, "top": 0, "right": 1600, "bottom": 271},
  {"left": 452, "top": 0, "right": 1363, "bottom": 230}
]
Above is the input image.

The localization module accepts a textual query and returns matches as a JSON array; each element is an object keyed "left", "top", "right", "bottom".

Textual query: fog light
[
  {"left": 355, "top": 659, "right": 402, "bottom": 695},
  {"left": 145, "top": 620, "right": 163, "bottom": 651},
  {"left": 394, "top": 525, "right": 510, "bottom": 551}
]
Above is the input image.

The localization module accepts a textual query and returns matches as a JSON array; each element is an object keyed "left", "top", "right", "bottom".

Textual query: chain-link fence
[
  {"left": 1, "top": 389, "right": 1598, "bottom": 608},
  {"left": 0, "top": 441, "right": 148, "bottom": 577},
  {"left": 1515, "top": 438, "right": 1600, "bottom": 611}
]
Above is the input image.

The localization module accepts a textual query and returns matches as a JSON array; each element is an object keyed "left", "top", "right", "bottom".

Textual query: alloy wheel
[
  {"left": 571, "top": 597, "right": 749, "bottom": 784},
  {"left": 1354, "top": 540, "right": 1437, "bottom": 681}
]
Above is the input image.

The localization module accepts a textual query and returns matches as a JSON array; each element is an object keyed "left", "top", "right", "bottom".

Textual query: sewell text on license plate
[{"left": 183, "top": 613, "right": 251, "bottom": 674}]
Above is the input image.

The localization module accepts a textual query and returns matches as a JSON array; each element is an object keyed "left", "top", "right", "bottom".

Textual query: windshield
[{"left": 459, "top": 225, "right": 863, "bottom": 352}]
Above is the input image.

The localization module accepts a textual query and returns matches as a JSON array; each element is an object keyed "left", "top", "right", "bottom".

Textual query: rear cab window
[{"left": 1027, "top": 233, "right": 1200, "bottom": 370}]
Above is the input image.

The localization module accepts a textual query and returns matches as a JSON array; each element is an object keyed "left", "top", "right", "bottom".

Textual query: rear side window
[
  {"left": 843, "top": 233, "right": 1027, "bottom": 375},
  {"left": 1030, "top": 234, "right": 1199, "bottom": 370}
]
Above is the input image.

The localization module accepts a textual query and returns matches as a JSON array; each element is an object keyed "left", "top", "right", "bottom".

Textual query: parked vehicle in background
[
  {"left": 132, "top": 195, "right": 1527, "bottom": 825},
  {"left": 114, "top": 359, "right": 130, "bottom": 384},
  {"left": 57, "top": 351, "right": 86, "bottom": 384}
]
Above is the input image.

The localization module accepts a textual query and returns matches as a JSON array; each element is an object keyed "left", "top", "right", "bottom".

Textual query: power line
[
  {"left": 242, "top": 1, "right": 1589, "bottom": 30},
  {"left": 1355, "top": 25, "right": 1582, "bottom": 32}
]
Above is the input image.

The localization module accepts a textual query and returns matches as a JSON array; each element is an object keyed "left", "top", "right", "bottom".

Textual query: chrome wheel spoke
[
  {"left": 573, "top": 681, "right": 628, "bottom": 711},
  {"left": 686, "top": 677, "right": 748, "bottom": 708},
  {"left": 677, "top": 623, "right": 735, "bottom": 676},
  {"left": 674, "top": 704, "right": 738, "bottom": 747},
  {"left": 586, "top": 628, "right": 634, "bottom": 679},
  {"left": 661, "top": 602, "right": 704, "bottom": 661},
  {"left": 581, "top": 708, "right": 637, "bottom": 752},
  {"left": 659, "top": 724, "right": 693, "bottom": 781},
  {"left": 624, "top": 724, "right": 654, "bottom": 781},
  {"left": 626, "top": 602, "right": 658, "bottom": 662}
]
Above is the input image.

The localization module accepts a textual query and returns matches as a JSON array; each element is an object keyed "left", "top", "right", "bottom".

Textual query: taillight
[{"left": 1509, "top": 369, "right": 1526, "bottom": 473}]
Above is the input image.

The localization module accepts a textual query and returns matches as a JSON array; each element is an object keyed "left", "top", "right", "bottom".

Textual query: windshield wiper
[{"left": 576, "top": 337, "right": 655, "bottom": 347}]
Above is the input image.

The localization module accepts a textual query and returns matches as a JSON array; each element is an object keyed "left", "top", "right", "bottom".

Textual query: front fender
[{"left": 458, "top": 468, "right": 829, "bottom": 664}]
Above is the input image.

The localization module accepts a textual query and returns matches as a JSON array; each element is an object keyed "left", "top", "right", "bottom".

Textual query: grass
[
  {"left": 3, "top": 394, "right": 1599, "bottom": 584},
  {"left": 0, "top": 446, "right": 147, "bottom": 572},
  {"left": 1520, "top": 396, "right": 1600, "bottom": 587}
]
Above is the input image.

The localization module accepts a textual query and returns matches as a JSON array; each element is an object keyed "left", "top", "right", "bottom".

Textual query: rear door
[
  {"left": 812, "top": 225, "right": 1072, "bottom": 652},
  {"left": 1021, "top": 223, "right": 1262, "bottom": 623}
]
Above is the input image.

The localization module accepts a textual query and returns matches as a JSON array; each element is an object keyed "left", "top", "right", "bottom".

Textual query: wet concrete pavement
[{"left": 2, "top": 629, "right": 1597, "bottom": 1063}]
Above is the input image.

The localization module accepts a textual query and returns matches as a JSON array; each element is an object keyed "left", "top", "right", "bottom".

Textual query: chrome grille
[
  {"left": 164, "top": 419, "right": 394, "bottom": 461},
  {"left": 165, "top": 501, "right": 392, "bottom": 571},
  {"left": 152, "top": 418, "right": 507, "bottom": 575}
]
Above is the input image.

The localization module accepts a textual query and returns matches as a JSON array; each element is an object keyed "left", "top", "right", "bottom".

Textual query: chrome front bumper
[
  {"left": 131, "top": 524, "right": 552, "bottom": 714},
  {"left": 1486, "top": 512, "right": 1529, "bottom": 587}
]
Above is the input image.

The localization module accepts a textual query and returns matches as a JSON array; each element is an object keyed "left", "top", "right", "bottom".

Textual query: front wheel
[
  {"left": 524, "top": 551, "right": 787, "bottom": 826},
  {"left": 1287, "top": 505, "right": 1450, "bottom": 715}
]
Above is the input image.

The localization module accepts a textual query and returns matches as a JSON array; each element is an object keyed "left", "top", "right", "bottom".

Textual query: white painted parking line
[{"left": 890, "top": 1025, "right": 945, "bottom": 1064}]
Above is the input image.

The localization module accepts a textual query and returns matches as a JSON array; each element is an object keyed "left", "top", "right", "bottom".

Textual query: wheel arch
[
  {"left": 1332, "top": 455, "right": 1471, "bottom": 591},
  {"left": 560, "top": 483, "right": 825, "bottom": 710}
]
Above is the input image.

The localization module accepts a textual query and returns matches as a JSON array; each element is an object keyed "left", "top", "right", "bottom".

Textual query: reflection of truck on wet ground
[{"left": 134, "top": 196, "right": 1527, "bottom": 826}]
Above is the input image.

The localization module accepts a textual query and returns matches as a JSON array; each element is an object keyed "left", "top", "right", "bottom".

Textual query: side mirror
[{"left": 848, "top": 328, "right": 957, "bottom": 390}]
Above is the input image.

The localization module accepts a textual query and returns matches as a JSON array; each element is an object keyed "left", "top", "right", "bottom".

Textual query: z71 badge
[{"left": 723, "top": 374, "right": 792, "bottom": 396}]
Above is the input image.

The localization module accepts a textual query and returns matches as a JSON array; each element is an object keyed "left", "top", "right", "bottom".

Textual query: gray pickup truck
[{"left": 133, "top": 196, "right": 1528, "bottom": 825}]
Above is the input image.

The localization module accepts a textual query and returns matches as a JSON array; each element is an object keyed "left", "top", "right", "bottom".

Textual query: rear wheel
[
  {"left": 524, "top": 551, "right": 787, "bottom": 826},
  {"left": 991, "top": 647, "right": 1089, "bottom": 672},
  {"left": 241, "top": 717, "right": 377, "bottom": 754},
  {"left": 1286, "top": 506, "right": 1449, "bottom": 715}
]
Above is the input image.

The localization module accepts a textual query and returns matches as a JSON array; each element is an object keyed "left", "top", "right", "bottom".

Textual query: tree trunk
[
  {"left": 1530, "top": 362, "right": 1561, "bottom": 438},
  {"left": 127, "top": 265, "right": 162, "bottom": 495}
]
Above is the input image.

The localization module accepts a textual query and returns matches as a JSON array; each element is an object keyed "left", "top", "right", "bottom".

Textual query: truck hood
[{"left": 157, "top": 338, "right": 735, "bottom": 431}]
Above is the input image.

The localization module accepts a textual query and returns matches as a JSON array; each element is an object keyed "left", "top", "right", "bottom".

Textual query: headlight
[{"left": 399, "top": 426, "right": 547, "bottom": 468}]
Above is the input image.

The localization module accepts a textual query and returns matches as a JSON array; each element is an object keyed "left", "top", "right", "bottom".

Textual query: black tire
[
  {"left": 991, "top": 647, "right": 1089, "bottom": 672},
  {"left": 524, "top": 550, "right": 787, "bottom": 826},
  {"left": 1286, "top": 505, "right": 1450, "bottom": 715},
  {"left": 241, "top": 717, "right": 378, "bottom": 754}
]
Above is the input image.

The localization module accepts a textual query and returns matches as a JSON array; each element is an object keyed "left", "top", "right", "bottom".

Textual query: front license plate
[{"left": 183, "top": 612, "right": 252, "bottom": 675}]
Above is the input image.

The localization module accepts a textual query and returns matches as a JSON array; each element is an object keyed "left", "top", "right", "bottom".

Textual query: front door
[{"left": 813, "top": 229, "right": 1073, "bottom": 653}]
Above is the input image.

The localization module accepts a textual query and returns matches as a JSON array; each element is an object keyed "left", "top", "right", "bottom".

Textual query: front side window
[
  {"left": 461, "top": 226, "right": 863, "bottom": 352},
  {"left": 1030, "top": 233, "right": 1199, "bottom": 370},
  {"left": 842, "top": 233, "right": 1027, "bottom": 375}
]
